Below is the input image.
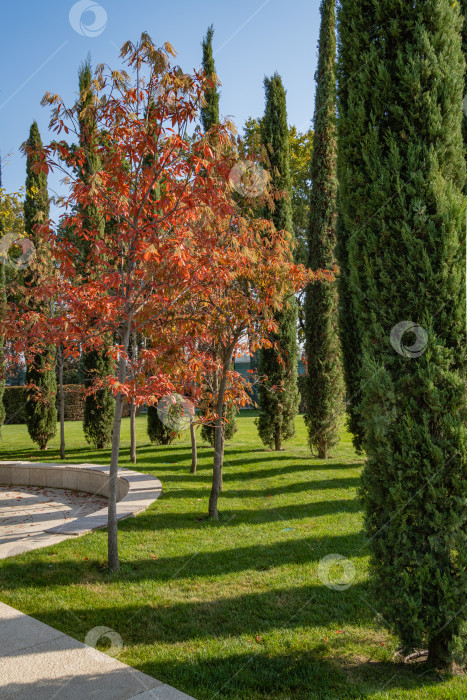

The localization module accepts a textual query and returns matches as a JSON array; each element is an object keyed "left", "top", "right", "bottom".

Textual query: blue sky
[{"left": 0, "top": 0, "right": 321, "bottom": 210}]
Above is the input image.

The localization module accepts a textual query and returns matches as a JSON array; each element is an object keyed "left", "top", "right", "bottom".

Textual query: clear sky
[{"left": 0, "top": 0, "right": 321, "bottom": 211}]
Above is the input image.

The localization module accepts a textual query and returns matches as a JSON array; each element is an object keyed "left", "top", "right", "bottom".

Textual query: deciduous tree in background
[
  {"left": 242, "top": 117, "right": 313, "bottom": 266},
  {"left": 0, "top": 258, "right": 5, "bottom": 439},
  {"left": 304, "top": 0, "right": 344, "bottom": 458}
]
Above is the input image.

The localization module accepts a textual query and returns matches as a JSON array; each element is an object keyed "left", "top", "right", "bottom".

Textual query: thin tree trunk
[
  {"left": 274, "top": 425, "right": 282, "bottom": 451},
  {"left": 208, "top": 345, "right": 235, "bottom": 517},
  {"left": 130, "top": 398, "right": 136, "bottom": 463},
  {"left": 58, "top": 345, "right": 65, "bottom": 460},
  {"left": 129, "top": 332, "right": 137, "bottom": 464},
  {"left": 219, "top": 430, "right": 224, "bottom": 491},
  {"left": 108, "top": 323, "right": 131, "bottom": 573},
  {"left": 208, "top": 410, "right": 224, "bottom": 518},
  {"left": 190, "top": 419, "right": 197, "bottom": 474}
]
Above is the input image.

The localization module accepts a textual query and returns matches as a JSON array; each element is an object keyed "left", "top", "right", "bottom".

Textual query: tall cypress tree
[
  {"left": 0, "top": 160, "right": 6, "bottom": 438},
  {"left": 304, "top": 0, "right": 344, "bottom": 459},
  {"left": 462, "top": 0, "right": 467, "bottom": 194},
  {"left": 334, "top": 0, "right": 368, "bottom": 453},
  {"left": 201, "top": 25, "right": 219, "bottom": 132},
  {"left": 200, "top": 25, "right": 237, "bottom": 446},
  {"left": 78, "top": 58, "right": 115, "bottom": 449},
  {"left": 256, "top": 74, "right": 300, "bottom": 451},
  {"left": 24, "top": 122, "right": 57, "bottom": 450},
  {"left": 339, "top": 0, "right": 467, "bottom": 669}
]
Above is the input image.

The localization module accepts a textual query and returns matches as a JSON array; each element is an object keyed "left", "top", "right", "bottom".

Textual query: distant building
[
  {"left": 233, "top": 356, "right": 305, "bottom": 408},
  {"left": 6, "top": 366, "right": 26, "bottom": 386}
]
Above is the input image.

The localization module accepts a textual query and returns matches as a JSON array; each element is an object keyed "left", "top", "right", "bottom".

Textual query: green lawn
[{"left": 0, "top": 412, "right": 465, "bottom": 699}]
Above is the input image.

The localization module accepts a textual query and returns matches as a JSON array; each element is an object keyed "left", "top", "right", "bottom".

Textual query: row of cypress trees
[
  {"left": 200, "top": 28, "right": 302, "bottom": 453},
  {"left": 198, "top": 23, "right": 342, "bottom": 456},
  {"left": 261, "top": 0, "right": 467, "bottom": 671}
]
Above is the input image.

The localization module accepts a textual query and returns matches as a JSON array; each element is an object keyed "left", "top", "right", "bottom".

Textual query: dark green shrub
[
  {"left": 147, "top": 405, "right": 177, "bottom": 445},
  {"left": 2, "top": 387, "right": 28, "bottom": 424},
  {"left": 82, "top": 349, "right": 115, "bottom": 449},
  {"left": 201, "top": 403, "right": 238, "bottom": 446},
  {"left": 26, "top": 350, "right": 57, "bottom": 450}
]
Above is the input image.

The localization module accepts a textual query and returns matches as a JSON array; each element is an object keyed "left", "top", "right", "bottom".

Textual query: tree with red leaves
[{"left": 11, "top": 34, "right": 334, "bottom": 569}]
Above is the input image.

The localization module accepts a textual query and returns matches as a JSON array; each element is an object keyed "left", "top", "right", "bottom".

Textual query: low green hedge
[
  {"left": 3, "top": 385, "right": 137, "bottom": 425},
  {"left": 3, "top": 386, "right": 29, "bottom": 425}
]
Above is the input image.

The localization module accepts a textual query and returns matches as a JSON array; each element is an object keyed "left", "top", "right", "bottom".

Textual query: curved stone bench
[{"left": 0, "top": 461, "right": 162, "bottom": 544}]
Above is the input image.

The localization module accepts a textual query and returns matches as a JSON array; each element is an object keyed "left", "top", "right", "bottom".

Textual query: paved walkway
[
  {"left": 0, "top": 602, "right": 196, "bottom": 699},
  {"left": 0, "top": 461, "right": 163, "bottom": 559},
  {"left": 0, "top": 485, "right": 107, "bottom": 559}
]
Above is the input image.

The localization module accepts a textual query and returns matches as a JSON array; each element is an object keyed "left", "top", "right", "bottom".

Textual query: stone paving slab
[
  {"left": 0, "top": 462, "right": 162, "bottom": 558},
  {"left": 0, "top": 484, "right": 108, "bottom": 560},
  {"left": 0, "top": 602, "right": 196, "bottom": 700}
]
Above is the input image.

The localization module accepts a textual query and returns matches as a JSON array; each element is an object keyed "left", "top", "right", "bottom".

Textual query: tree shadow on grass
[
  {"left": 141, "top": 461, "right": 363, "bottom": 486},
  {"left": 0, "top": 531, "right": 366, "bottom": 590},
  {"left": 136, "top": 651, "right": 447, "bottom": 700},
  {"left": 6, "top": 580, "right": 374, "bottom": 642},
  {"left": 159, "top": 475, "right": 361, "bottom": 500},
  {"left": 117, "top": 496, "right": 362, "bottom": 532},
  {"left": 0, "top": 444, "right": 363, "bottom": 481},
  {"left": 2, "top": 588, "right": 449, "bottom": 699},
  {"left": 137, "top": 452, "right": 296, "bottom": 469}
]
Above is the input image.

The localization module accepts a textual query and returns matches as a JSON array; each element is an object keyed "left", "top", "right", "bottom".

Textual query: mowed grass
[{"left": 0, "top": 412, "right": 465, "bottom": 699}]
